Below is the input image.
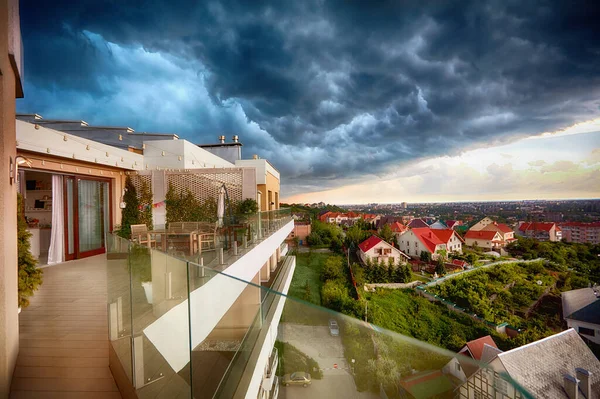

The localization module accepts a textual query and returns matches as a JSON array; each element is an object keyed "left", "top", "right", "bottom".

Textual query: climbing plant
[{"left": 139, "top": 179, "right": 153, "bottom": 231}]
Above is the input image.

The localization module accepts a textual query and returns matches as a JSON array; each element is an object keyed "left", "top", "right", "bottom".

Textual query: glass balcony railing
[
  {"left": 106, "top": 230, "right": 533, "bottom": 399},
  {"left": 139, "top": 208, "right": 293, "bottom": 272}
]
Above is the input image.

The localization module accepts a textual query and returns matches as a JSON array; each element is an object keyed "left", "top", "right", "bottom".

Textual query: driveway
[{"left": 278, "top": 323, "right": 378, "bottom": 399}]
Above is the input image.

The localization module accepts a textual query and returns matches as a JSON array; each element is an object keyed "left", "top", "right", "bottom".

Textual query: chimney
[
  {"left": 253, "top": 154, "right": 259, "bottom": 160},
  {"left": 575, "top": 368, "right": 591, "bottom": 399},
  {"left": 218, "top": 135, "right": 225, "bottom": 143},
  {"left": 232, "top": 135, "right": 239, "bottom": 143},
  {"left": 564, "top": 374, "right": 579, "bottom": 399}
]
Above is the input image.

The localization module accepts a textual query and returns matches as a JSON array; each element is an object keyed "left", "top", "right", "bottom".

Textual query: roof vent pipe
[
  {"left": 575, "top": 368, "right": 591, "bottom": 399},
  {"left": 218, "top": 135, "right": 225, "bottom": 143},
  {"left": 563, "top": 374, "right": 579, "bottom": 399},
  {"left": 232, "top": 135, "right": 239, "bottom": 143}
]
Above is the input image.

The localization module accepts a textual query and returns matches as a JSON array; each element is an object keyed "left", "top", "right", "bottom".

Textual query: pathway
[{"left": 10, "top": 255, "right": 121, "bottom": 399}]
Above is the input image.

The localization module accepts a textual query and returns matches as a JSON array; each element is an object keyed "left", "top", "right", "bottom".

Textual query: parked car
[
  {"left": 282, "top": 372, "right": 311, "bottom": 387},
  {"left": 329, "top": 319, "right": 339, "bottom": 336}
]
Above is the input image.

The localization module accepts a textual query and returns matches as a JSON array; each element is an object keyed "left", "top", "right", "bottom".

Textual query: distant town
[{"left": 280, "top": 198, "right": 600, "bottom": 397}]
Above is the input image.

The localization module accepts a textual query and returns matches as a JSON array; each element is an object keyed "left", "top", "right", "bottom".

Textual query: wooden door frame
[
  {"left": 75, "top": 176, "right": 113, "bottom": 259},
  {"left": 63, "top": 175, "right": 77, "bottom": 261}
]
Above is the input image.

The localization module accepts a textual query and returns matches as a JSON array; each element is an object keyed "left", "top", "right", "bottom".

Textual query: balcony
[{"left": 12, "top": 207, "right": 532, "bottom": 399}]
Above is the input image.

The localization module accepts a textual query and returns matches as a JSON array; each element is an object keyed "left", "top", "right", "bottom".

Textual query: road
[{"left": 278, "top": 323, "right": 378, "bottom": 399}]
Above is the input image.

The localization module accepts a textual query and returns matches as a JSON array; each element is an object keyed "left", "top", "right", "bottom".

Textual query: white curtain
[{"left": 48, "top": 175, "right": 64, "bottom": 264}]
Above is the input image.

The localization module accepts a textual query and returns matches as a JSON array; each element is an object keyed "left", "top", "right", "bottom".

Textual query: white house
[
  {"left": 464, "top": 230, "right": 504, "bottom": 251},
  {"left": 397, "top": 227, "right": 447, "bottom": 260},
  {"left": 358, "top": 235, "right": 409, "bottom": 265},
  {"left": 430, "top": 228, "right": 464, "bottom": 254},
  {"left": 562, "top": 287, "right": 600, "bottom": 345}
]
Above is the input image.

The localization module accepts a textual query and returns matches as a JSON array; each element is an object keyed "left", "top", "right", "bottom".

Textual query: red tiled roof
[
  {"left": 389, "top": 221, "right": 407, "bottom": 233},
  {"left": 431, "top": 228, "right": 455, "bottom": 244},
  {"left": 411, "top": 227, "right": 445, "bottom": 253},
  {"left": 446, "top": 220, "right": 462, "bottom": 228},
  {"left": 464, "top": 336, "right": 498, "bottom": 360},
  {"left": 465, "top": 230, "right": 499, "bottom": 240},
  {"left": 518, "top": 222, "right": 556, "bottom": 232},
  {"left": 496, "top": 223, "right": 513, "bottom": 233},
  {"left": 358, "top": 235, "right": 383, "bottom": 253}
]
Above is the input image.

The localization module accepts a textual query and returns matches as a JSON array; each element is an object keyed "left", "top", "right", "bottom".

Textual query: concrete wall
[{"left": 0, "top": 0, "right": 20, "bottom": 395}]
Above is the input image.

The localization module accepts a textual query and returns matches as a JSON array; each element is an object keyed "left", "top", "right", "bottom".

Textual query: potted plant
[{"left": 17, "top": 194, "right": 43, "bottom": 311}]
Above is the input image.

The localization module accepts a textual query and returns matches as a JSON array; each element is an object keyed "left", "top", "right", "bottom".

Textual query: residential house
[
  {"left": 559, "top": 221, "right": 600, "bottom": 244},
  {"left": 287, "top": 221, "right": 311, "bottom": 246},
  {"left": 443, "top": 335, "right": 502, "bottom": 382},
  {"left": 517, "top": 221, "right": 562, "bottom": 241},
  {"left": 430, "top": 227, "right": 464, "bottom": 254},
  {"left": 457, "top": 329, "right": 600, "bottom": 399},
  {"left": 464, "top": 230, "right": 505, "bottom": 251},
  {"left": 446, "top": 220, "right": 463, "bottom": 229},
  {"left": 469, "top": 217, "right": 496, "bottom": 232},
  {"left": 358, "top": 235, "right": 409, "bottom": 265},
  {"left": 482, "top": 222, "right": 516, "bottom": 244},
  {"left": 398, "top": 227, "right": 447, "bottom": 260},
  {"left": 562, "top": 287, "right": 600, "bottom": 345},
  {"left": 389, "top": 221, "right": 409, "bottom": 243},
  {"left": 429, "top": 220, "right": 447, "bottom": 229},
  {"left": 407, "top": 218, "right": 429, "bottom": 228}
]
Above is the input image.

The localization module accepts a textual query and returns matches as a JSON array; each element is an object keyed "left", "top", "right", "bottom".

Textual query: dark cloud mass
[{"left": 17, "top": 0, "right": 600, "bottom": 195}]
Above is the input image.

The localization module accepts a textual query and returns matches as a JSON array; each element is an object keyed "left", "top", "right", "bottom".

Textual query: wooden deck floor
[{"left": 10, "top": 255, "right": 121, "bottom": 399}]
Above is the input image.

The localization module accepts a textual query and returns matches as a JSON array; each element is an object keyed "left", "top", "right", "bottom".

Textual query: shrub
[
  {"left": 17, "top": 194, "right": 43, "bottom": 308},
  {"left": 119, "top": 176, "right": 140, "bottom": 238}
]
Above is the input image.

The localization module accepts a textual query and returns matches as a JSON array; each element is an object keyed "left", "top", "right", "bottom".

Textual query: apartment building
[
  {"left": 9, "top": 113, "right": 294, "bottom": 398},
  {"left": 517, "top": 221, "right": 562, "bottom": 241},
  {"left": 559, "top": 221, "right": 600, "bottom": 244}
]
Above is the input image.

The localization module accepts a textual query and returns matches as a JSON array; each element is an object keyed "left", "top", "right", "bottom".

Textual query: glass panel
[
  {"left": 106, "top": 234, "right": 133, "bottom": 384},
  {"left": 105, "top": 207, "right": 532, "bottom": 399},
  {"left": 66, "top": 178, "right": 75, "bottom": 255},
  {"left": 77, "top": 179, "right": 106, "bottom": 253}
]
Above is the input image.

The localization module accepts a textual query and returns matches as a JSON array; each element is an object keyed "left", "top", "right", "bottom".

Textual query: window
[
  {"left": 579, "top": 327, "right": 596, "bottom": 336},
  {"left": 414, "top": 241, "right": 418, "bottom": 247},
  {"left": 455, "top": 362, "right": 461, "bottom": 372},
  {"left": 494, "top": 377, "right": 509, "bottom": 394}
]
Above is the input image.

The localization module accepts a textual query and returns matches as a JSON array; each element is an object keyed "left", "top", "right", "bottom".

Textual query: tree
[
  {"left": 379, "top": 224, "right": 395, "bottom": 245},
  {"left": 120, "top": 176, "right": 140, "bottom": 237},
  {"left": 303, "top": 281, "right": 312, "bottom": 301},
  {"left": 322, "top": 256, "right": 344, "bottom": 282},
  {"left": 17, "top": 194, "right": 43, "bottom": 308},
  {"left": 435, "top": 258, "right": 446, "bottom": 276},
  {"left": 346, "top": 225, "right": 369, "bottom": 248},
  {"left": 420, "top": 250, "right": 432, "bottom": 263},
  {"left": 138, "top": 179, "right": 153, "bottom": 231}
]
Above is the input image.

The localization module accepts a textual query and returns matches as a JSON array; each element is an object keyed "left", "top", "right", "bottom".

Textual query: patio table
[{"left": 149, "top": 229, "right": 198, "bottom": 256}]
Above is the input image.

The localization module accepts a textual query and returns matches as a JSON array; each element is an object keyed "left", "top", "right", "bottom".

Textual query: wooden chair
[
  {"left": 131, "top": 224, "right": 156, "bottom": 248},
  {"left": 195, "top": 222, "right": 217, "bottom": 254}
]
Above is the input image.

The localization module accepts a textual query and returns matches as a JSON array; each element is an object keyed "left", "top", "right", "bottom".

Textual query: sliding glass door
[
  {"left": 77, "top": 179, "right": 110, "bottom": 257},
  {"left": 62, "top": 176, "right": 111, "bottom": 259},
  {"left": 64, "top": 177, "right": 76, "bottom": 261}
]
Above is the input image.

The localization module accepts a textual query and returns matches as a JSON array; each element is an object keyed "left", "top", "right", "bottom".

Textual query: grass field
[{"left": 286, "top": 252, "right": 330, "bottom": 305}]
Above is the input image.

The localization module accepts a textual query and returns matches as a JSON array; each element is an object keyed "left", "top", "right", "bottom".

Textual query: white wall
[
  {"left": 17, "top": 120, "right": 143, "bottom": 170},
  {"left": 235, "top": 159, "right": 280, "bottom": 184},
  {"left": 144, "top": 139, "right": 235, "bottom": 170},
  {"left": 566, "top": 319, "right": 600, "bottom": 345},
  {"left": 143, "top": 219, "right": 293, "bottom": 372},
  {"left": 244, "top": 257, "right": 296, "bottom": 399}
]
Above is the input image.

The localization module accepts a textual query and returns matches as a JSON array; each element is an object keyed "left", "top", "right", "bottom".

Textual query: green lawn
[
  {"left": 287, "top": 252, "right": 330, "bottom": 305},
  {"left": 282, "top": 252, "right": 332, "bottom": 325}
]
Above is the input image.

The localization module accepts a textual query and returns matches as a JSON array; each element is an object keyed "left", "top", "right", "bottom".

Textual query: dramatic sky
[{"left": 17, "top": 1, "right": 600, "bottom": 203}]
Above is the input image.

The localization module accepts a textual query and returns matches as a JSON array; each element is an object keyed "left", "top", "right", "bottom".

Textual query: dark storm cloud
[{"left": 17, "top": 0, "right": 600, "bottom": 195}]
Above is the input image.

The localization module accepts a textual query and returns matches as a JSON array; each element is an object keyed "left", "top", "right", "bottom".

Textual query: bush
[
  {"left": 322, "top": 256, "right": 344, "bottom": 282},
  {"left": 17, "top": 194, "right": 43, "bottom": 308},
  {"left": 119, "top": 176, "right": 140, "bottom": 238}
]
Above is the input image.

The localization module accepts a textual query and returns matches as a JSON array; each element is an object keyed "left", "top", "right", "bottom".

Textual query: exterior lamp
[{"left": 9, "top": 155, "right": 32, "bottom": 185}]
